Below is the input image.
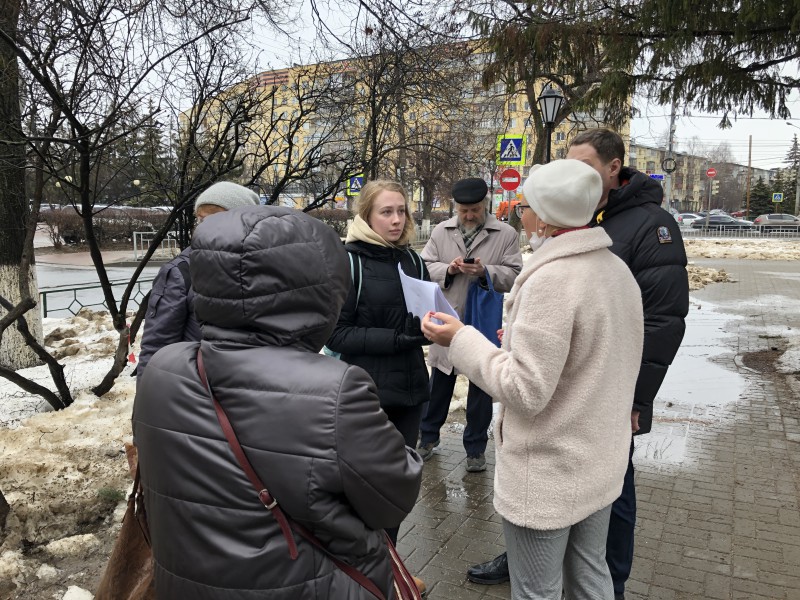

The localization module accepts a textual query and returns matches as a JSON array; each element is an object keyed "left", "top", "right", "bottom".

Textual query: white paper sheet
[{"left": 397, "top": 263, "right": 459, "bottom": 321}]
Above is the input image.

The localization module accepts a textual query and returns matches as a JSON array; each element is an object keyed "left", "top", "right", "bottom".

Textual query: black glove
[{"left": 395, "top": 313, "right": 431, "bottom": 350}]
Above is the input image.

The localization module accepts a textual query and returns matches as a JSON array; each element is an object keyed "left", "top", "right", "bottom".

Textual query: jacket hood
[
  {"left": 190, "top": 205, "right": 350, "bottom": 352},
  {"left": 593, "top": 167, "right": 663, "bottom": 223}
]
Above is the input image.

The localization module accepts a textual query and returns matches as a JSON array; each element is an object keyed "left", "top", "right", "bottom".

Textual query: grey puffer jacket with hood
[{"left": 133, "top": 206, "right": 423, "bottom": 600}]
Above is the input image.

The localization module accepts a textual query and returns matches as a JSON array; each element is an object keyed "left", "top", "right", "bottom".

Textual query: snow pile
[
  {"left": 0, "top": 310, "right": 138, "bottom": 598},
  {"left": 685, "top": 238, "right": 800, "bottom": 260},
  {"left": 688, "top": 264, "right": 732, "bottom": 291}
]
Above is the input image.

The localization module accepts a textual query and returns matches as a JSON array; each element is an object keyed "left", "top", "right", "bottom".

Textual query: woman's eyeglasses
[{"left": 515, "top": 204, "right": 533, "bottom": 219}]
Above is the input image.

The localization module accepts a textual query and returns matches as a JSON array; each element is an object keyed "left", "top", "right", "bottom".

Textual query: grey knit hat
[{"left": 194, "top": 182, "right": 260, "bottom": 213}]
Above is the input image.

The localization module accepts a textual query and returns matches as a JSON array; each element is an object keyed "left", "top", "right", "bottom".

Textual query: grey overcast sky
[{"left": 631, "top": 95, "right": 800, "bottom": 172}]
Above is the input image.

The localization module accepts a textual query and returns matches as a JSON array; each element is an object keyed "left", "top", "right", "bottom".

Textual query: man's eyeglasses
[{"left": 514, "top": 204, "right": 533, "bottom": 219}]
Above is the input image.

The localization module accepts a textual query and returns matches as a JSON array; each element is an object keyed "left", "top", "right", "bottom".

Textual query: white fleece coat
[{"left": 449, "top": 228, "right": 644, "bottom": 530}]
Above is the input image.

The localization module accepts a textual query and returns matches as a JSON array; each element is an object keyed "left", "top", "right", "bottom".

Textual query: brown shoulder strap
[
  {"left": 196, "top": 348, "right": 298, "bottom": 561},
  {"left": 195, "top": 348, "right": 387, "bottom": 600}
]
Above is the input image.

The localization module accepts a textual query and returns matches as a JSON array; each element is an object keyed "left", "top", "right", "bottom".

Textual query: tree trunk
[
  {"left": 422, "top": 182, "right": 434, "bottom": 221},
  {"left": 0, "top": 0, "right": 44, "bottom": 369}
]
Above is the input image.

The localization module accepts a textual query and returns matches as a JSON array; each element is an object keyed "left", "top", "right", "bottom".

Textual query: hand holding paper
[
  {"left": 397, "top": 264, "right": 459, "bottom": 322},
  {"left": 421, "top": 312, "right": 464, "bottom": 348}
]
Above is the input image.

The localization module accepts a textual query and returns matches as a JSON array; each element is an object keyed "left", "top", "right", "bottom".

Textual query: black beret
[{"left": 451, "top": 178, "right": 488, "bottom": 205}]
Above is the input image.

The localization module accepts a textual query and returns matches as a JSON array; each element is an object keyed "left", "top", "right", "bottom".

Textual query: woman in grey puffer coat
[{"left": 133, "top": 206, "right": 424, "bottom": 599}]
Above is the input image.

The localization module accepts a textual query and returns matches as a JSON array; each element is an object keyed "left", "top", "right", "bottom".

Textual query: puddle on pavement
[{"left": 636, "top": 301, "right": 747, "bottom": 466}]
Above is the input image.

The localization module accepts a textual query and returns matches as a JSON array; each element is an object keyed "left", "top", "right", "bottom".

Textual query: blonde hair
[{"left": 356, "top": 180, "right": 416, "bottom": 246}]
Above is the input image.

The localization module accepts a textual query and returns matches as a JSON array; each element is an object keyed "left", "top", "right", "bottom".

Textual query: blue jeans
[
  {"left": 419, "top": 367, "right": 492, "bottom": 458},
  {"left": 606, "top": 441, "right": 636, "bottom": 596}
]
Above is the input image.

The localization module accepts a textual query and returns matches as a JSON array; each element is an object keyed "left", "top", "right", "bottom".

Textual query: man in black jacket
[{"left": 466, "top": 130, "right": 689, "bottom": 600}]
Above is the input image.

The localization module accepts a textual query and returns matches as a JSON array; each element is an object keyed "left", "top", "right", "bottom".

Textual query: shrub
[
  {"left": 307, "top": 208, "right": 351, "bottom": 237},
  {"left": 40, "top": 206, "right": 170, "bottom": 246}
]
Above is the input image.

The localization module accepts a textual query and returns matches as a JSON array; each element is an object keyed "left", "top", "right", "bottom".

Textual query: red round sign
[
  {"left": 706, "top": 168, "right": 717, "bottom": 178},
  {"left": 500, "top": 169, "right": 521, "bottom": 191}
]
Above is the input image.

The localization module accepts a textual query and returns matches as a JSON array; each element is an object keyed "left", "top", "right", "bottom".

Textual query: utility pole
[
  {"left": 664, "top": 100, "right": 677, "bottom": 211},
  {"left": 746, "top": 135, "right": 752, "bottom": 219}
]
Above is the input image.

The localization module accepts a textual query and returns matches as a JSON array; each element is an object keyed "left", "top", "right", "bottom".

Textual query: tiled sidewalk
[{"left": 397, "top": 259, "right": 800, "bottom": 599}]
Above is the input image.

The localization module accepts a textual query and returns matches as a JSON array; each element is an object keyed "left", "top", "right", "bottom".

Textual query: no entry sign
[
  {"left": 500, "top": 169, "right": 521, "bottom": 191},
  {"left": 706, "top": 167, "right": 717, "bottom": 178}
]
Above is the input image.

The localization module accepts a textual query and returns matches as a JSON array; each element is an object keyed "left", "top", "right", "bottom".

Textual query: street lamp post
[
  {"left": 786, "top": 122, "right": 800, "bottom": 215},
  {"left": 537, "top": 86, "right": 565, "bottom": 163}
]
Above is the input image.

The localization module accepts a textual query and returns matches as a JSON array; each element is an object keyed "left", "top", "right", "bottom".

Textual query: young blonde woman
[{"left": 325, "top": 180, "right": 430, "bottom": 593}]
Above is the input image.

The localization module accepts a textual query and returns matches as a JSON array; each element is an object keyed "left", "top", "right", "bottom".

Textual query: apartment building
[
  {"left": 203, "top": 48, "right": 630, "bottom": 212},
  {"left": 629, "top": 142, "right": 775, "bottom": 212}
]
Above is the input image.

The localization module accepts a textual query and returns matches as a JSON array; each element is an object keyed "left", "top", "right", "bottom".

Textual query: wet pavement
[{"left": 397, "top": 258, "right": 800, "bottom": 599}]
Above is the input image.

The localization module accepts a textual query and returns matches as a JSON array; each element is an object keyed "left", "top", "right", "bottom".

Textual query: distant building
[{"left": 629, "top": 141, "right": 775, "bottom": 212}]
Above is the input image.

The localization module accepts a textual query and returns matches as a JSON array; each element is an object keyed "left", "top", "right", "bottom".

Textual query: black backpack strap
[
  {"left": 347, "top": 251, "right": 363, "bottom": 307},
  {"left": 405, "top": 248, "right": 424, "bottom": 279}
]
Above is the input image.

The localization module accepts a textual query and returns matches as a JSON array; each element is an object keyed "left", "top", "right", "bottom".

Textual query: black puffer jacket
[
  {"left": 592, "top": 167, "right": 689, "bottom": 435},
  {"left": 133, "top": 207, "right": 423, "bottom": 599},
  {"left": 326, "top": 241, "right": 431, "bottom": 409}
]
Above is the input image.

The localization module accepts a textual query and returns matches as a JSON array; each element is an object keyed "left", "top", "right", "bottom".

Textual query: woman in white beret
[{"left": 422, "top": 159, "right": 644, "bottom": 600}]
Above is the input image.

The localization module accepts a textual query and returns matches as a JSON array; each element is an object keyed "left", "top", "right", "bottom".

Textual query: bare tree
[{"left": 0, "top": 0, "right": 288, "bottom": 400}]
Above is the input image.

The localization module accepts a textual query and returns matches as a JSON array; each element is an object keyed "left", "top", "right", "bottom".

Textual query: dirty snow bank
[{"left": 0, "top": 309, "right": 137, "bottom": 599}]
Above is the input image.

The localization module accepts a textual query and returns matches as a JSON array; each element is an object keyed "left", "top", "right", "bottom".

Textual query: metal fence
[
  {"left": 679, "top": 227, "right": 800, "bottom": 240},
  {"left": 39, "top": 278, "right": 154, "bottom": 318},
  {"left": 133, "top": 231, "right": 179, "bottom": 261}
]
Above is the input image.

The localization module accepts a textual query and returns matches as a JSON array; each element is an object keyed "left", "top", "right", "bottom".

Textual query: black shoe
[
  {"left": 614, "top": 595, "right": 625, "bottom": 600},
  {"left": 466, "top": 552, "right": 509, "bottom": 585}
]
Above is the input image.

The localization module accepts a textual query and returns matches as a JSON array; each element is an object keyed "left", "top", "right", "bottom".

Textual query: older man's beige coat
[
  {"left": 421, "top": 214, "right": 522, "bottom": 375},
  {"left": 448, "top": 228, "right": 644, "bottom": 530}
]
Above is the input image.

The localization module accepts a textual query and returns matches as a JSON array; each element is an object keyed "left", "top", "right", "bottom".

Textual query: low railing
[
  {"left": 39, "top": 278, "right": 154, "bottom": 318},
  {"left": 679, "top": 227, "right": 800, "bottom": 239},
  {"left": 133, "top": 231, "right": 179, "bottom": 261}
]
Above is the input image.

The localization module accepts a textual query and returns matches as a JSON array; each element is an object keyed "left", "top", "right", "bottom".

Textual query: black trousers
[
  {"left": 419, "top": 367, "right": 493, "bottom": 458},
  {"left": 383, "top": 404, "right": 424, "bottom": 545},
  {"left": 606, "top": 440, "right": 636, "bottom": 595}
]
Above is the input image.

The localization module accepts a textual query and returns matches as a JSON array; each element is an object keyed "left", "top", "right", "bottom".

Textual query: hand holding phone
[{"left": 463, "top": 257, "right": 475, "bottom": 264}]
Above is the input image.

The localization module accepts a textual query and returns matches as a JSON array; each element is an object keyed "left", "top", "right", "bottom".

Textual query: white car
[{"left": 676, "top": 212, "right": 703, "bottom": 226}]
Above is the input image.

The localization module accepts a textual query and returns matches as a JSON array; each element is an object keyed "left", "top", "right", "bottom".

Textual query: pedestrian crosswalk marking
[{"left": 500, "top": 140, "right": 521, "bottom": 160}]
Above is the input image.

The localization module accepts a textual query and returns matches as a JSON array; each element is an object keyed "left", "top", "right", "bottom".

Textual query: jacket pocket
[{"left": 146, "top": 292, "right": 164, "bottom": 319}]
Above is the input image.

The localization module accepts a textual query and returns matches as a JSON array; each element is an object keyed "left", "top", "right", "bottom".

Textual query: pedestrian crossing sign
[
  {"left": 347, "top": 174, "right": 364, "bottom": 196},
  {"left": 496, "top": 135, "right": 526, "bottom": 166},
  {"left": 772, "top": 192, "right": 784, "bottom": 203}
]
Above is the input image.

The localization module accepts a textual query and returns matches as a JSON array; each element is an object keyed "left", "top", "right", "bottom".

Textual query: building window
[{"left": 555, "top": 131, "right": 566, "bottom": 141}]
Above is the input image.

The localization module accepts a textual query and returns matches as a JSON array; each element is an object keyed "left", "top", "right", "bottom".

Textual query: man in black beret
[{"left": 418, "top": 177, "right": 522, "bottom": 472}]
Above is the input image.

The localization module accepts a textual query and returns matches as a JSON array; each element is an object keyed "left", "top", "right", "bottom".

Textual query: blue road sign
[
  {"left": 496, "top": 135, "right": 526, "bottom": 166},
  {"left": 649, "top": 174, "right": 665, "bottom": 181},
  {"left": 772, "top": 192, "right": 784, "bottom": 203},
  {"left": 347, "top": 175, "right": 364, "bottom": 196}
]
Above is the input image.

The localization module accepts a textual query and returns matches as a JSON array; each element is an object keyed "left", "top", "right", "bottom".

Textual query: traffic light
[{"left": 711, "top": 179, "right": 720, "bottom": 195}]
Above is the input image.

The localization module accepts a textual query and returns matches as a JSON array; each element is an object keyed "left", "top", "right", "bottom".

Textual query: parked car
[
  {"left": 752, "top": 213, "right": 800, "bottom": 232},
  {"left": 730, "top": 210, "right": 747, "bottom": 218},
  {"left": 691, "top": 215, "right": 756, "bottom": 231},
  {"left": 676, "top": 212, "right": 704, "bottom": 226}
]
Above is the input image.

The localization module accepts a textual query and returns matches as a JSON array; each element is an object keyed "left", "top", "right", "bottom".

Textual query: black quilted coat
[
  {"left": 326, "top": 241, "right": 431, "bottom": 409},
  {"left": 592, "top": 167, "right": 690, "bottom": 435},
  {"left": 133, "top": 206, "right": 423, "bottom": 599}
]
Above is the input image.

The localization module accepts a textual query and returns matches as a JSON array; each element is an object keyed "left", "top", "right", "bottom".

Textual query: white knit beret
[
  {"left": 522, "top": 159, "right": 603, "bottom": 228},
  {"left": 194, "top": 182, "right": 260, "bottom": 213}
]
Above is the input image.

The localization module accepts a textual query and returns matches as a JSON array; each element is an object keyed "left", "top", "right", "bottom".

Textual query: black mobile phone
[{"left": 463, "top": 257, "right": 475, "bottom": 264}]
